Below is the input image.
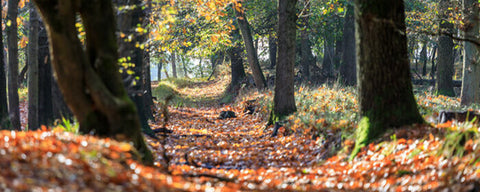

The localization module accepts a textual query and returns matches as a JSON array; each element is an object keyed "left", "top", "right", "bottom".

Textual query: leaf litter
[{"left": 7, "top": 80, "right": 480, "bottom": 191}]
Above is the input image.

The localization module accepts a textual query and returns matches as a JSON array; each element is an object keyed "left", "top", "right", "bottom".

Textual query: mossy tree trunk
[
  {"left": 339, "top": 1, "right": 356, "bottom": 86},
  {"left": 460, "top": 0, "right": 480, "bottom": 105},
  {"left": 436, "top": 0, "right": 456, "bottom": 97},
  {"left": 234, "top": 3, "right": 267, "bottom": 90},
  {"left": 7, "top": 0, "right": 21, "bottom": 131},
  {"left": 0, "top": 0, "right": 9, "bottom": 129},
  {"left": 351, "top": 0, "right": 424, "bottom": 160},
  {"left": 33, "top": 0, "right": 153, "bottom": 165},
  {"left": 270, "top": 0, "right": 297, "bottom": 124}
]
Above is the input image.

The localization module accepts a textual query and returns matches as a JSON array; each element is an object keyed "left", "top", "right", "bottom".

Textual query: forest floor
[{"left": 4, "top": 77, "right": 480, "bottom": 191}]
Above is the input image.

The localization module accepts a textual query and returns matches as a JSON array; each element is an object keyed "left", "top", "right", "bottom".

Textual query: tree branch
[{"left": 408, "top": 29, "right": 480, "bottom": 47}]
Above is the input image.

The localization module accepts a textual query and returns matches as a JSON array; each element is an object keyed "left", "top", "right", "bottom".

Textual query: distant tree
[
  {"left": 116, "top": 0, "right": 156, "bottom": 135},
  {"left": 268, "top": 35, "right": 277, "bottom": 69},
  {"left": 436, "top": 0, "right": 456, "bottom": 97},
  {"left": 299, "top": 0, "right": 314, "bottom": 82},
  {"left": 38, "top": 26, "right": 54, "bottom": 127},
  {"left": 28, "top": 2, "right": 40, "bottom": 130},
  {"left": 33, "top": 0, "right": 153, "bottom": 165},
  {"left": 227, "top": 28, "right": 246, "bottom": 93},
  {"left": 420, "top": 42, "right": 428, "bottom": 76},
  {"left": 171, "top": 52, "right": 177, "bottom": 78},
  {"left": 270, "top": 0, "right": 297, "bottom": 124},
  {"left": 0, "top": 0, "right": 10, "bottom": 129},
  {"left": 7, "top": 0, "right": 21, "bottom": 131},
  {"left": 460, "top": 0, "right": 480, "bottom": 105},
  {"left": 234, "top": 2, "right": 267, "bottom": 90},
  {"left": 339, "top": 1, "right": 356, "bottom": 86},
  {"left": 351, "top": 0, "right": 424, "bottom": 159}
]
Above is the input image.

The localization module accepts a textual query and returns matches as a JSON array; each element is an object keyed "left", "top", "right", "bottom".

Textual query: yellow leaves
[
  {"left": 211, "top": 35, "right": 218, "bottom": 43},
  {"left": 19, "top": 36, "right": 28, "bottom": 48}
]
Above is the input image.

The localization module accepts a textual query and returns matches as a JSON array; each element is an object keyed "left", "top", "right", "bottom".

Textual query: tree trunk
[
  {"left": 227, "top": 44, "right": 246, "bottom": 92},
  {"left": 0, "top": 0, "right": 9, "bottom": 129},
  {"left": 299, "top": 2, "right": 313, "bottom": 82},
  {"left": 33, "top": 0, "right": 153, "bottom": 165},
  {"left": 171, "top": 52, "right": 177, "bottom": 78},
  {"left": 268, "top": 35, "right": 277, "bottom": 69},
  {"left": 436, "top": 0, "right": 456, "bottom": 97},
  {"left": 271, "top": 0, "right": 297, "bottom": 123},
  {"left": 322, "top": 35, "right": 335, "bottom": 80},
  {"left": 18, "top": 64, "right": 28, "bottom": 86},
  {"left": 28, "top": 2, "right": 40, "bottom": 130},
  {"left": 142, "top": 0, "right": 154, "bottom": 121},
  {"left": 38, "top": 26, "right": 54, "bottom": 127},
  {"left": 351, "top": 0, "right": 424, "bottom": 159},
  {"left": 144, "top": 52, "right": 155, "bottom": 121},
  {"left": 116, "top": 0, "right": 155, "bottom": 135},
  {"left": 7, "top": 0, "right": 21, "bottom": 131},
  {"left": 157, "top": 63, "right": 162, "bottom": 81},
  {"left": 420, "top": 43, "right": 428, "bottom": 77},
  {"left": 430, "top": 45, "right": 437, "bottom": 80},
  {"left": 339, "top": 2, "right": 356, "bottom": 86},
  {"left": 199, "top": 57, "right": 203, "bottom": 77},
  {"left": 234, "top": 4, "right": 266, "bottom": 90},
  {"left": 460, "top": 0, "right": 480, "bottom": 105}
]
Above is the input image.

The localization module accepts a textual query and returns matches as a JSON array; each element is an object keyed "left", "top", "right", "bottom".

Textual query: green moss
[{"left": 349, "top": 117, "right": 371, "bottom": 160}]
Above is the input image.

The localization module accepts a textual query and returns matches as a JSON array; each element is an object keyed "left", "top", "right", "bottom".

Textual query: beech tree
[
  {"left": 28, "top": 2, "right": 40, "bottom": 130},
  {"left": 116, "top": 0, "right": 156, "bottom": 135},
  {"left": 227, "top": 28, "right": 246, "bottom": 92},
  {"left": 7, "top": 0, "right": 21, "bottom": 131},
  {"left": 33, "top": 0, "right": 153, "bottom": 165},
  {"left": 339, "top": 1, "right": 355, "bottom": 86},
  {"left": 460, "top": 0, "right": 480, "bottom": 105},
  {"left": 234, "top": 2, "right": 267, "bottom": 90},
  {"left": 436, "top": 0, "right": 455, "bottom": 97},
  {"left": 351, "top": 0, "right": 424, "bottom": 159},
  {"left": 0, "top": 0, "right": 9, "bottom": 129},
  {"left": 270, "top": 0, "right": 297, "bottom": 124}
]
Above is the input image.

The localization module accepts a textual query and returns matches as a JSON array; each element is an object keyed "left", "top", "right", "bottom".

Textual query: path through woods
[{"left": 9, "top": 79, "right": 480, "bottom": 191}]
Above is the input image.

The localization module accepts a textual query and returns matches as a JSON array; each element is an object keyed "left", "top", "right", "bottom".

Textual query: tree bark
[
  {"left": 268, "top": 35, "right": 277, "bottom": 69},
  {"left": 7, "top": 0, "right": 21, "bottom": 130},
  {"left": 271, "top": 0, "right": 297, "bottom": 123},
  {"left": 460, "top": 0, "right": 480, "bottom": 105},
  {"left": 299, "top": 2, "right": 313, "bottom": 82},
  {"left": 38, "top": 25, "right": 53, "bottom": 126},
  {"left": 33, "top": 0, "right": 153, "bottom": 165},
  {"left": 228, "top": 45, "right": 246, "bottom": 93},
  {"left": 430, "top": 45, "right": 437, "bottom": 80},
  {"left": 157, "top": 63, "right": 162, "bottom": 81},
  {"left": 420, "top": 43, "right": 428, "bottom": 77},
  {"left": 436, "top": 0, "right": 456, "bottom": 97},
  {"left": 339, "top": 2, "right": 356, "bottom": 86},
  {"left": 0, "top": 1, "right": 9, "bottom": 129},
  {"left": 322, "top": 34, "right": 335, "bottom": 80},
  {"left": 116, "top": 0, "right": 155, "bottom": 134},
  {"left": 28, "top": 3, "right": 40, "bottom": 130},
  {"left": 171, "top": 52, "right": 177, "bottom": 78},
  {"left": 351, "top": 0, "right": 424, "bottom": 159},
  {"left": 18, "top": 64, "right": 28, "bottom": 86},
  {"left": 234, "top": 4, "right": 267, "bottom": 90}
]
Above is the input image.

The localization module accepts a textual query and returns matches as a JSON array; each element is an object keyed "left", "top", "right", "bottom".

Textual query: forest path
[{"left": 146, "top": 103, "right": 327, "bottom": 190}]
